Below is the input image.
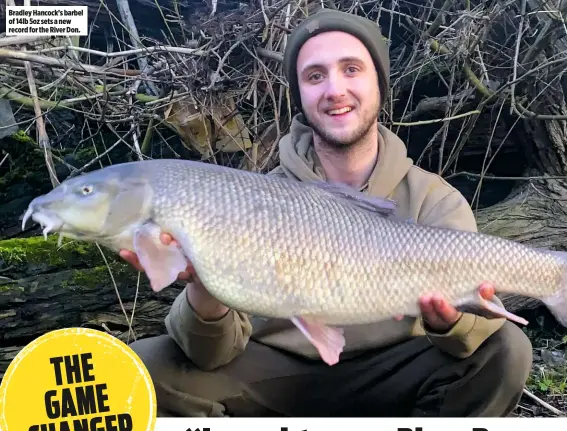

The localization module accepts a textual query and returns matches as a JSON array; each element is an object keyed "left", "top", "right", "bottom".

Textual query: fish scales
[{"left": 133, "top": 160, "right": 563, "bottom": 325}]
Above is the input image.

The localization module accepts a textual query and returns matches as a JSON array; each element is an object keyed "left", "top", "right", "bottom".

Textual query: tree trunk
[
  {"left": 476, "top": 178, "right": 567, "bottom": 312},
  {"left": 473, "top": 11, "right": 567, "bottom": 312}
]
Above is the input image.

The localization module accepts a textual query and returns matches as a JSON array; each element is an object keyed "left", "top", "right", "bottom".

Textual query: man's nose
[{"left": 324, "top": 72, "right": 347, "bottom": 98}]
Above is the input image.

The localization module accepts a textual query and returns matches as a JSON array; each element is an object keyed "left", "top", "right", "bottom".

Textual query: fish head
[{"left": 22, "top": 165, "right": 153, "bottom": 245}]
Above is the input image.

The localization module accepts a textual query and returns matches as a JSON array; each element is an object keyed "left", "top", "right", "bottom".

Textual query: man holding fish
[{"left": 123, "top": 9, "right": 533, "bottom": 418}]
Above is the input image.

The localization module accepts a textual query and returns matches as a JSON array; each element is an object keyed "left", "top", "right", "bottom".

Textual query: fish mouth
[
  {"left": 22, "top": 204, "right": 109, "bottom": 246},
  {"left": 22, "top": 206, "right": 64, "bottom": 240}
]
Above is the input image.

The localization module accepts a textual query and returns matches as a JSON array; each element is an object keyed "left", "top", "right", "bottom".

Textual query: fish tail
[{"left": 541, "top": 250, "right": 567, "bottom": 327}]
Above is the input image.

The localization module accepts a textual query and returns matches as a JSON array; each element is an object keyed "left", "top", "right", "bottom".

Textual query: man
[{"left": 125, "top": 9, "right": 533, "bottom": 417}]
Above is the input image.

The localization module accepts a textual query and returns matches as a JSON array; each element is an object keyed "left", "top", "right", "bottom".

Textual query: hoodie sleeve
[
  {"left": 165, "top": 285, "right": 253, "bottom": 371},
  {"left": 418, "top": 189, "right": 506, "bottom": 359}
]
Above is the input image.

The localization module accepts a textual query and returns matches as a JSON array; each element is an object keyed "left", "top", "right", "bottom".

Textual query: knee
[
  {"left": 488, "top": 321, "right": 533, "bottom": 389},
  {"left": 424, "top": 322, "right": 533, "bottom": 417},
  {"left": 129, "top": 335, "right": 183, "bottom": 387}
]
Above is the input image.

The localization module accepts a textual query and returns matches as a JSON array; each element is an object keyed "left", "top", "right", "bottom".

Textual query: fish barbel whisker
[
  {"left": 23, "top": 207, "right": 62, "bottom": 240},
  {"left": 22, "top": 206, "right": 34, "bottom": 230}
]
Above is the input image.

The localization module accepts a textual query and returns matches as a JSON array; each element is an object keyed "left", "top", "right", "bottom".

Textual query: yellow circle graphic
[{"left": 0, "top": 327, "right": 156, "bottom": 431}]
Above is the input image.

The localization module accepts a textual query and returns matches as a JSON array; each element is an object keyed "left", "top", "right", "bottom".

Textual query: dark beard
[{"left": 304, "top": 110, "right": 377, "bottom": 151}]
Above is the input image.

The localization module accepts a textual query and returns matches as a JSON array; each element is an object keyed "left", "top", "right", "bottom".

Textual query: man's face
[{"left": 296, "top": 31, "right": 380, "bottom": 149}]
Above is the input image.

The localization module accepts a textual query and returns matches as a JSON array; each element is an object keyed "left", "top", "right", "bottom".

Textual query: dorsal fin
[{"left": 310, "top": 180, "right": 399, "bottom": 218}]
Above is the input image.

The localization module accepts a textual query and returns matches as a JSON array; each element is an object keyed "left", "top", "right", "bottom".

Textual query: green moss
[
  {"left": 1, "top": 235, "right": 94, "bottom": 265},
  {"left": 0, "top": 284, "right": 23, "bottom": 293},
  {"left": 73, "top": 146, "right": 98, "bottom": 162},
  {"left": 10, "top": 130, "right": 36, "bottom": 145},
  {"left": 70, "top": 262, "right": 133, "bottom": 290},
  {"left": 0, "top": 235, "right": 116, "bottom": 275}
]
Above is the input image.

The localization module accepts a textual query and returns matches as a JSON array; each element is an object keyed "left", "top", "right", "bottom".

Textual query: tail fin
[{"left": 543, "top": 250, "right": 567, "bottom": 327}]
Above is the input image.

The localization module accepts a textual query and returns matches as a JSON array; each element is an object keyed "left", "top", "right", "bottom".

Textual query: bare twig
[
  {"left": 444, "top": 172, "right": 567, "bottom": 181},
  {"left": 389, "top": 110, "right": 481, "bottom": 126},
  {"left": 15, "top": 0, "right": 58, "bottom": 188},
  {"left": 0, "top": 48, "right": 141, "bottom": 76},
  {"left": 116, "top": 0, "right": 158, "bottom": 95},
  {"left": 522, "top": 388, "right": 566, "bottom": 417},
  {"left": 26, "top": 43, "right": 208, "bottom": 58},
  {"left": 0, "top": 35, "right": 53, "bottom": 47}
]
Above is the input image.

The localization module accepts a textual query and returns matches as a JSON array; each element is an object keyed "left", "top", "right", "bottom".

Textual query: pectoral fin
[
  {"left": 133, "top": 223, "right": 188, "bottom": 292},
  {"left": 291, "top": 316, "right": 345, "bottom": 366}
]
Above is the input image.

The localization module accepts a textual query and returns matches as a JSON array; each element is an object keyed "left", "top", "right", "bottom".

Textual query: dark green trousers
[{"left": 129, "top": 321, "right": 532, "bottom": 417}]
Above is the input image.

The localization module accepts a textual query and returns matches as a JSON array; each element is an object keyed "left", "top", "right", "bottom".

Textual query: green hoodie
[{"left": 165, "top": 114, "right": 506, "bottom": 371}]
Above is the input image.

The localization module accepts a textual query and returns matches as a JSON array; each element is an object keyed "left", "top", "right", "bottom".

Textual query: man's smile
[{"left": 327, "top": 106, "right": 353, "bottom": 115}]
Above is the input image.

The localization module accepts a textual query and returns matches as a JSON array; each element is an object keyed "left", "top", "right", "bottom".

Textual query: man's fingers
[
  {"left": 419, "top": 294, "right": 434, "bottom": 314},
  {"left": 160, "top": 233, "right": 172, "bottom": 245},
  {"left": 431, "top": 293, "right": 460, "bottom": 323},
  {"left": 479, "top": 282, "right": 495, "bottom": 300},
  {"left": 119, "top": 250, "right": 144, "bottom": 272},
  {"left": 178, "top": 271, "right": 192, "bottom": 281},
  {"left": 118, "top": 249, "right": 135, "bottom": 265},
  {"left": 419, "top": 294, "right": 443, "bottom": 327},
  {"left": 160, "top": 232, "right": 179, "bottom": 247},
  {"left": 422, "top": 312, "right": 444, "bottom": 329}
]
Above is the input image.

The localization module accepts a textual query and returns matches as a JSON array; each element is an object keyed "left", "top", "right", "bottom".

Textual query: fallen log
[
  {"left": 0, "top": 259, "right": 183, "bottom": 378},
  {"left": 0, "top": 233, "right": 183, "bottom": 379},
  {"left": 0, "top": 262, "right": 177, "bottom": 343}
]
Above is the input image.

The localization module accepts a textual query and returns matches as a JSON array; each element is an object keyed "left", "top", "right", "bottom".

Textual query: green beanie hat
[{"left": 283, "top": 9, "right": 390, "bottom": 112}]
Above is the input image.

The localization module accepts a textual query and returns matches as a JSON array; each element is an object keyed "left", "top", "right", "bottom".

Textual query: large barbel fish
[{"left": 22, "top": 159, "right": 567, "bottom": 365}]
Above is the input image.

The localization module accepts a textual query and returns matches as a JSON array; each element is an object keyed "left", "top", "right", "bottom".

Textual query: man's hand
[
  {"left": 394, "top": 282, "right": 496, "bottom": 333},
  {"left": 119, "top": 233, "right": 229, "bottom": 320}
]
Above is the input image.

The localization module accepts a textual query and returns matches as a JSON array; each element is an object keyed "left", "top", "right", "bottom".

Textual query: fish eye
[{"left": 81, "top": 185, "right": 93, "bottom": 195}]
